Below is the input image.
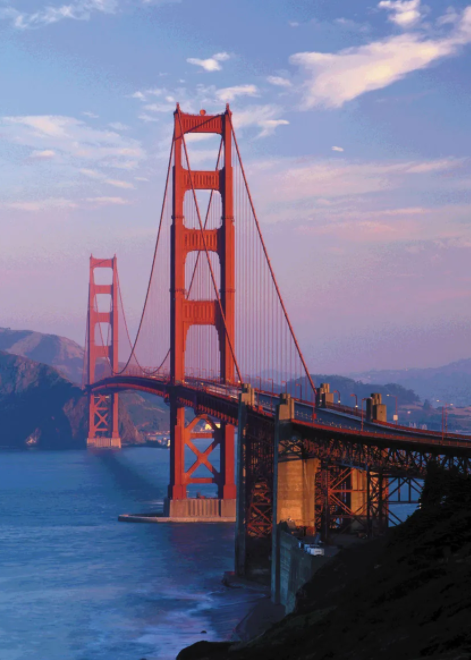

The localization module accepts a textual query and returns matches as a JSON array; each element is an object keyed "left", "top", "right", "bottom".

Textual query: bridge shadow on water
[
  {"left": 89, "top": 448, "right": 167, "bottom": 508},
  {"left": 88, "top": 448, "right": 238, "bottom": 580}
]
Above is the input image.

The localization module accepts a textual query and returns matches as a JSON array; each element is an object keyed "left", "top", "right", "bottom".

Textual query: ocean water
[{"left": 0, "top": 448, "right": 263, "bottom": 660}]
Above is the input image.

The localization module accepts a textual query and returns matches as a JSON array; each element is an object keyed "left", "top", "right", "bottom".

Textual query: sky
[{"left": 1, "top": 0, "right": 471, "bottom": 374}]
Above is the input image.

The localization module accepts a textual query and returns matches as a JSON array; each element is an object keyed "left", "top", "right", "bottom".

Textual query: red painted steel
[
  {"left": 169, "top": 106, "right": 237, "bottom": 500},
  {"left": 87, "top": 256, "right": 120, "bottom": 448},
  {"left": 85, "top": 105, "right": 471, "bottom": 533}
]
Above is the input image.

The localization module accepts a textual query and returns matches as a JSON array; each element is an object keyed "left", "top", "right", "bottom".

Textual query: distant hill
[
  {"left": 285, "top": 374, "right": 471, "bottom": 431},
  {"left": 351, "top": 358, "right": 471, "bottom": 407},
  {"left": 0, "top": 327, "right": 84, "bottom": 385},
  {"left": 0, "top": 351, "right": 142, "bottom": 449},
  {"left": 0, "top": 327, "right": 171, "bottom": 435},
  {"left": 284, "top": 374, "right": 420, "bottom": 417}
]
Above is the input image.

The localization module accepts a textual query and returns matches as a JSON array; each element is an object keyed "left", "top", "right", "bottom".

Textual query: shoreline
[{"left": 222, "top": 572, "right": 285, "bottom": 644}]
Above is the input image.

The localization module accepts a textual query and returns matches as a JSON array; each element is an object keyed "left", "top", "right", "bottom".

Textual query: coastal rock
[
  {"left": 178, "top": 466, "right": 471, "bottom": 659},
  {"left": 176, "top": 641, "right": 233, "bottom": 660}
]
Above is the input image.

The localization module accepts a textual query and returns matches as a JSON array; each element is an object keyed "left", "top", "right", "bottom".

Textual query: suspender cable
[
  {"left": 228, "top": 114, "right": 317, "bottom": 398},
  {"left": 117, "top": 136, "right": 175, "bottom": 375}
]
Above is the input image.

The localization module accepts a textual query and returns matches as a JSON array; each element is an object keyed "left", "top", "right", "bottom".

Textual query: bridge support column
[
  {"left": 165, "top": 390, "right": 236, "bottom": 520},
  {"left": 366, "top": 470, "right": 390, "bottom": 535},
  {"left": 236, "top": 384, "right": 274, "bottom": 580},
  {"left": 350, "top": 469, "right": 368, "bottom": 531},
  {"left": 86, "top": 256, "right": 121, "bottom": 449},
  {"left": 271, "top": 394, "right": 321, "bottom": 602},
  {"left": 315, "top": 466, "right": 369, "bottom": 538},
  {"left": 166, "top": 106, "right": 237, "bottom": 521},
  {"left": 272, "top": 393, "right": 295, "bottom": 602},
  {"left": 235, "top": 384, "right": 254, "bottom": 577},
  {"left": 220, "top": 423, "right": 236, "bottom": 500},
  {"left": 168, "top": 394, "right": 187, "bottom": 500}
]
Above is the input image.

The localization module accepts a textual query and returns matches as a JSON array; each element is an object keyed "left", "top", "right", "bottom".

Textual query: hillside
[
  {"left": 351, "top": 358, "right": 471, "bottom": 407},
  {"left": 286, "top": 374, "right": 420, "bottom": 419},
  {"left": 0, "top": 327, "right": 171, "bottom": 435},
  {"left": 120, "top": 390, "right": 169, "bottom": 433},
  {"left": 0, "top": 351, "right": 140, "bottom": 449},
  {"left": 0, "top": 327, "right": 85, "bottom": 385},
  {"left": 179, "top": 465, "right": 471, "bottom": 660},
  {"left": 288, "top": 373, "right": 471, "bottom": 431}
]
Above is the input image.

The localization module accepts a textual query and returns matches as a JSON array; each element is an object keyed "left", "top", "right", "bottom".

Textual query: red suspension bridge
[{"left": 85, "top": 105, "right": 471, "bottom": 578}]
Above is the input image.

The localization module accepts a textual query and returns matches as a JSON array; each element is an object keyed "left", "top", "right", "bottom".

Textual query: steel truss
[
  {"left": 278, "top": 432, "right": 471, "bottom": 479},
  {"left": 245, "top": 413, "right": 274, "bottom": 538}
]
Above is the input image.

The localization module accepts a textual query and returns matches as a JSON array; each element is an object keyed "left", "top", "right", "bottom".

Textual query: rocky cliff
[
  {"left": 0, "top": 351, "right": 140, "bottom": 449},
  {"left": 0, "top": 326, "right": 171, "bottom": 436},
  {"left": 179, "top": 465, "right": 471, "bottom": 660}
]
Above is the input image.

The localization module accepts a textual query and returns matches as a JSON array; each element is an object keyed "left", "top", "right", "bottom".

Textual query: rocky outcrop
[
  {"left": 178, "top": 465, "right": 471, "bottom": 660},
  {"left": 0, "top": 351, "right": 142, "bottom": 449},
  {"left": 0, "top": 350, "right": 86, "bottom": 448},
  {"left": 0, "top": 327, "right": 171, "bottom": 436}
]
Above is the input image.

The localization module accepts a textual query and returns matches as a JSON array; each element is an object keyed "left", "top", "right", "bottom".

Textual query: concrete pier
[
  {"left": 87, "top": 436, "right": 121, "bottom": 449},
  {"left": 119, "top": 497, "right": 236, "bottom": 523},
  {"left": 164, "top": 497, "right": 236, "bottom": 520}
]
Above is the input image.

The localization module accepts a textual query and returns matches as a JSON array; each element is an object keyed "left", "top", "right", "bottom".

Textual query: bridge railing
[
  {"left": 323, "top": 400, "right": 471, "bottom": 442},
  {"left": 324, "top": 401, "right": 363, "bottom": 418}
]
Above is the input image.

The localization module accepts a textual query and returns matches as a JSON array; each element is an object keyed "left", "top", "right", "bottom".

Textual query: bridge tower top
[{"left": 171, "top": 104, "right": 236, "bottom": 385}]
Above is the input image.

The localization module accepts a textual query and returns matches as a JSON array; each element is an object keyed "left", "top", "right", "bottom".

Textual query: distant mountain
[
  {"left": 0, "top": 327, "right": 84, "bottom": 385},
  {"left": 351, "top": 358, "right": 471, "bottom": 407},
  {"left": 285, "top": 374, "right": 420, "bottom": 419},
  {"left": 0, "top": 350, "right": 85, "bottom": 449},
  {"left": 0, "top": 351, "right": 143, "bottom": 449},
  {"left": 0, "top": 327, "right": 171, "bottom": 435}
]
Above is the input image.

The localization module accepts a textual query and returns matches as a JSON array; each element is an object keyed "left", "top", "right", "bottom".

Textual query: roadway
[{"left": 90, "top": 373, "right": 471, "bottom": 448}]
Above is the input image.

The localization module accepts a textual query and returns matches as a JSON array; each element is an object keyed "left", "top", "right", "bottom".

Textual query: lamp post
[
  {"left": 350, "top": 393, "right": 358, "bottom": 410},
  {"left": 295, "top": 382, "right": 303, "bottom": 401},
  {"left": 333, "top": 389, "right": 341, "bottom": 405},
  {"left": 387, "top": 393, "right": 399, "bottom": 424},
  {"left": 266, "top": 378, "right": 274, "bottom": 412},
  {"left": 440, "top": 402, "right": 453, "bottom": 439},
  {"left": 361, "top": 397, "right": 369, "bottom": 432}
]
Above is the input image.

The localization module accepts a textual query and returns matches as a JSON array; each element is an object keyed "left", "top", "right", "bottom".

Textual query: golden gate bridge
[{"left": 84, "top": 105, "right": 471, "bottom": 583}]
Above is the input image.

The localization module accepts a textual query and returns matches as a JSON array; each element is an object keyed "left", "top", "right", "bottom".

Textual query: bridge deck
[{"left": 89, "top": 375, "right": 471, "bottom": 457}]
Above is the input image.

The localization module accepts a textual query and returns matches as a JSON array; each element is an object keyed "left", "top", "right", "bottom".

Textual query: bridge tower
[
  {"left": 165, "top": 105, "right": 236, "bottom": 518},
  {"left": 86, "top": 256, "right": 121, "bottom": 449}
]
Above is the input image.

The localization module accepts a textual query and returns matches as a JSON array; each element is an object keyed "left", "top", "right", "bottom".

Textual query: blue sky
[{"left": 1, "top": 0, "right": 471, "bottom": 373}]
